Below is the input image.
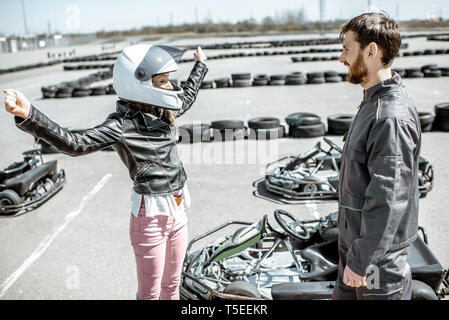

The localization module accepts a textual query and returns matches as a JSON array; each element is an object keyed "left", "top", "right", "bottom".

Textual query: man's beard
[{"left": 347, "top": 53, "right": 368, "bottom": 84}]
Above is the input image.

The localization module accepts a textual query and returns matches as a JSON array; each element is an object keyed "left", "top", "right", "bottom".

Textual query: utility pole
[
  {"left": 319, "top": 0, "right": 326, "bottom": 34},
  {"left": 21, "top": 0, "right": 29, "bottom": 34},
  {"left": 195, "top": 7, "right": 198, "bottom": 32}
]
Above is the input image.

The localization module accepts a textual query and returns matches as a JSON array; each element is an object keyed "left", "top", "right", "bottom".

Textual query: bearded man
[{"left": 332, "top": 12, "right": 422, "bottom": 300}]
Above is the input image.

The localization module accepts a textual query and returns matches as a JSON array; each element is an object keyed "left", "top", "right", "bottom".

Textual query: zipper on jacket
[{"left": 399, "top": 86, "right": 411, "bottom": 121}]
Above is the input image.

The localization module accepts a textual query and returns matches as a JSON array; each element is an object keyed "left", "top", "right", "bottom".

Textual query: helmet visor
[{"left": 134, "top": 45, "right": 184, "bottom": 82}]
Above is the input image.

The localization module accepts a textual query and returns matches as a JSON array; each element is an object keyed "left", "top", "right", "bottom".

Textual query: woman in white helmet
[{"left": 3, "top": 45, "right": 208, "bottom": 300}]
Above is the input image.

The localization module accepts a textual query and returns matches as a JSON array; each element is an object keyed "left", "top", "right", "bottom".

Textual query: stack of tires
[
  {"left": 440, "top": 67, "right": 449, "bottom": 76},
  {"left": 247, "top": 117, "right": 285, "bottom": 140},
  {"left": 201, "top": 81, "right": 214, "bottom": 89},
  {"left": 253, "top": 74, "right": 269, "bottom": 86},
  {"left": 306, "top": 72, "right": 326, "bottom": 84},
  {"left": 418, "top": 112, "right": 434, "bottom": 132},
  {"left": 285, "top": 113, "right": 326, "bottom": 138},
  {"left": 327, "top": 114, "right": 354, "bottom": 135},
  {"left": 214, "top": 77, "right": 231, "bottom": 88},
  {"left": 231, "top": 73, "right": 251, "bottom": 87},
  {"left": 178, "top": 123, "right": 211, "bottom": 143},
  {"left": 433, "top": 103, "right": 449, "bottom": 131},
  {"left": 405, "top": 68, "right": 424, "bottom": 78},
  {"left": 422, "top": 64, "right": 442, "bottom": 78},
  {"left": 324, "top": 71, "right": 342, "bottom": 83},
  {"left": 210, "top": 120, "right": 248, "bottom": 141},
  {"left": 286, "top": 72, "right": 307, "bottom": 85},
  {"left": 269, "top": 75, "right": 286, "bottom": 86}
]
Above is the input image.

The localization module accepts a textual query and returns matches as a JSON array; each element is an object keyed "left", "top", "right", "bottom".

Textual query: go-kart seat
[
  {"left": 298, "top": 240, "right": 339, "bottom": 281},
  {"left": 3, "top": 161, "right": 57, "bottom": 196},
  {"left": 0, "top": 161, "right": 31, "bottom": 183}
]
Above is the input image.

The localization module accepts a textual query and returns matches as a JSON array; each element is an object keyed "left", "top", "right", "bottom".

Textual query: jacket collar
[
  {"left": 362, "top": 71, "right": 402, "bottom": 102},
  {"left": 116, "top": 100, "right": 159, "bottom": 120}
]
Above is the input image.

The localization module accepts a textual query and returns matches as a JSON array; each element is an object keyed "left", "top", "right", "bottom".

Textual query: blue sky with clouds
[{"left": 0, "top": 0, "right": 448, "bottom": 36}]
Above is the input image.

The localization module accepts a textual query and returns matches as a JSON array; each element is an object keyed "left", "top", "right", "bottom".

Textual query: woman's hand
[
  {"left": 194, "top": 46, "right": 207, "bottom": 63},
  {"left": 3, "top": 88, "right": 31, "bottom": 119}
]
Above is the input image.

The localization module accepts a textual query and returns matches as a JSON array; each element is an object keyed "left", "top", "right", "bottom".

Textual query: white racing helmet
[{"left": 113, "top": 44, "right": 185, "bottom": 110}]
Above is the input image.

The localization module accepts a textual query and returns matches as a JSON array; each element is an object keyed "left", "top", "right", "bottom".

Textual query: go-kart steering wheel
[
  {"left": 323, "top": 137, "right": 343, "bottom": 153},
  {"left": 274, "top": 209, "right": 310, "bottom": 241}
]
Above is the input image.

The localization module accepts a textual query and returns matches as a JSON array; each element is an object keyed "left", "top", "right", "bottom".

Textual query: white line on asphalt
[{"left": 0, "top": 173, "right": 112, "bottom": 299}]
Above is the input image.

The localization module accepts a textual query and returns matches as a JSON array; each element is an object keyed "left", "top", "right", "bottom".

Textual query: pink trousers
[{"left": 129, "top": 202, "right": 188, "bottom": 300}]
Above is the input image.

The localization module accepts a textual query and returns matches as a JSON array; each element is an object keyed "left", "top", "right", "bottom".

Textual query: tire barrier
[
  {"left": 41, "top": 69, "right": 113, "bottom": 99},
  {"left": 182, "top": 38, "right": 415, "bottom": 50},
  {"left": 327, "top": 114, "right": 355, "bottom": 135},
  {"left": 419, "top": 112, "right": 434, "bottom": 132},
  {"left": 433, "top": 103, "right": 449, "bottom": 132}
]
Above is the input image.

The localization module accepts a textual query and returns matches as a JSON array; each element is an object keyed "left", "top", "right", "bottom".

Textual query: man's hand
[
  {"left": 343, "top": 265, "right": 367, "bottom": 288},
  {"left": 3, "top": 88, "right": 31, "bottom": 119},
  {"left": 194, "top": 46, "right": 207, "bottom": 62}
]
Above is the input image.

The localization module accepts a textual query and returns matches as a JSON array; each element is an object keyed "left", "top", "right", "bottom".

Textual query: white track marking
[{"left": 0, "top": 173, "right": 112, "bottom": 298}]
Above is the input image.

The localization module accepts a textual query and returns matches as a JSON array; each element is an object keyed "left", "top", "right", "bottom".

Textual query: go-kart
[
  {"left": 0, "top": 149, "right": 66, "bottom": 216},
  {"left": 264, "top": 137, "right": 433, "bottom": 201},
  {"left": 180, "top": 210, "right": 449, "bottom": 300}
]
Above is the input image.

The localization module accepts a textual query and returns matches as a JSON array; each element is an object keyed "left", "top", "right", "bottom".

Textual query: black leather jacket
[
  {"left": 15, "top": 61, "right": 208, "bottom": 195},
  {"left": 337, "top": 72, "right": 421, "bottom": 276}
]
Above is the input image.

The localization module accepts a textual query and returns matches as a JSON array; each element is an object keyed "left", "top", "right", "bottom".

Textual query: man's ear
[{"left": 367, "top": 42, "right": 378, "bottom": 59}]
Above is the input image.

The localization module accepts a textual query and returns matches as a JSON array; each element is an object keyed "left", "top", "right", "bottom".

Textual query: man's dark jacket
[
  {"left": 15, "top": 61, "right": 208, "bottom": 195},
  {"left": 338, "top": 72, "right": 422, "bottom": 277}
]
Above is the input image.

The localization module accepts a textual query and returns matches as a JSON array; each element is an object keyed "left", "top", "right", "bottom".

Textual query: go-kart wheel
[
  {"left": 274, "top": 209, "right": 310, "bottom": 241},
  {"left": 0, "top": 189, "right": 24, "bottom": 213},
  {"left": 323, "top": 137, "right": 343, "bottom": 153},
  {"left": 224, "top": 281, "right": 261, "bottom": 298}
]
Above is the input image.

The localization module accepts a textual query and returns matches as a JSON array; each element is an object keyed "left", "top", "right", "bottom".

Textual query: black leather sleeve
[
  {"left": 15, "top": 106, "right": 123, "bottom": 156},
  {"left": 175, "top": 61, "right": 208, "bottom": 118}
]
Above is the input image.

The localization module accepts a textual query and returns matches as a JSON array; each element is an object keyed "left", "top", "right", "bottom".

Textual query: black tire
[
  {"left": 308, "top": 77, "right": 326, "bottom": 84},
  {"left": 306, "top": 72, "right": 324, "bottom": 80},
  {"left": 223, "top": 281, "right": 261, "bottom": 299},
  {"left": 327, "top": 114, "right": 354, "bottom": 132},
  {"left": 248, "top": 125, "right": 285, "bottom": 140},
  {"left": 424, "top": 70, "right": 442, "bottom": 78},
  {"left": 405, "top": 72, "right": 424, "bottom": 78},
  {"left": 269, "top": 74, "right": 286, "bottom": 81},
  {"left": 90, "top": 86, "right": 107, "bottom": 96},
  {"left": 289, "top": 122, "right": 326, "bottom": 138},
  {"left": 433, "top": 115, "right": 449, "bottom": 131},
  {"left": 248, "top": 117, "right": 280, "bottom": 129},
  {"left": 421, "top": 64, "right": 439, "bottom": 73},
  {"left": 286, "top": 78, "right": 307, "bottom": 85},
  {"left": 212, "top": 127, "right": 247, "bottom": 141},
  {"left": 201, "top": 81, "right": 213, "bottom": 89},
  {"left": 232, "top": 79, "right": 251, "bottom": 87},
  {"left": 211, "top": 120, "right": 245, "bottom": 130},
  {"left": 178, "top": 123, "right": 211, "bottom": 143},
  {"left": 107, "top": 84, "right": 116, "bottom": 95},
  {"left": 325, "top": 76, "right": 342, "bottom": 83},
  {"left": 324, "top": 70, "right": 338, "bottom": 77},
  {"left": 231, "top": 73, "right": 251, "bottom": 80},
  {"left": 418, "top": 112, "right": 434, "bottom": 132},
  {"left": 434, "top": 102, "right": 449, "bottom": 118},
  {"left": 411, "top": 280, "right": 438, "bottom": 300},
  {"left": 0, "top": 189, "right": 24, "bottom": 211},
  {"left": 214, "top": 78, "right": 230, "bottom": 88},
  {"left": 268, "top": 79, "right": 285, "bottom": 86},
  {"left": 254, "top": 74, "right": 268, "bottom": 80},
  {"left": 252, "top": 80, "right": 268, "bottom": 86},
  {"left": 72, "top": 87, "right": 92, "bottom": 97},
  {"left": 285, "top": 112, "right": 321, "bottom": 126}
]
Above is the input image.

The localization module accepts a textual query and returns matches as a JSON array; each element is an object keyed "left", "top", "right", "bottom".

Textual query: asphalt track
[{"left": 0, "top": 33, "right": 448, "bottom": 299}]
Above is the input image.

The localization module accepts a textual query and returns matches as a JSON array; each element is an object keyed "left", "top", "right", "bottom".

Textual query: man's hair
[{"left": 339, "top": 12, "right": 401, "bottom": 66}]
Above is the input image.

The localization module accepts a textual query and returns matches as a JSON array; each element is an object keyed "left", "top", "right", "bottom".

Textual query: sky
[{"left": 0, "top": 0, "right": 448, "bottom": 36}]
